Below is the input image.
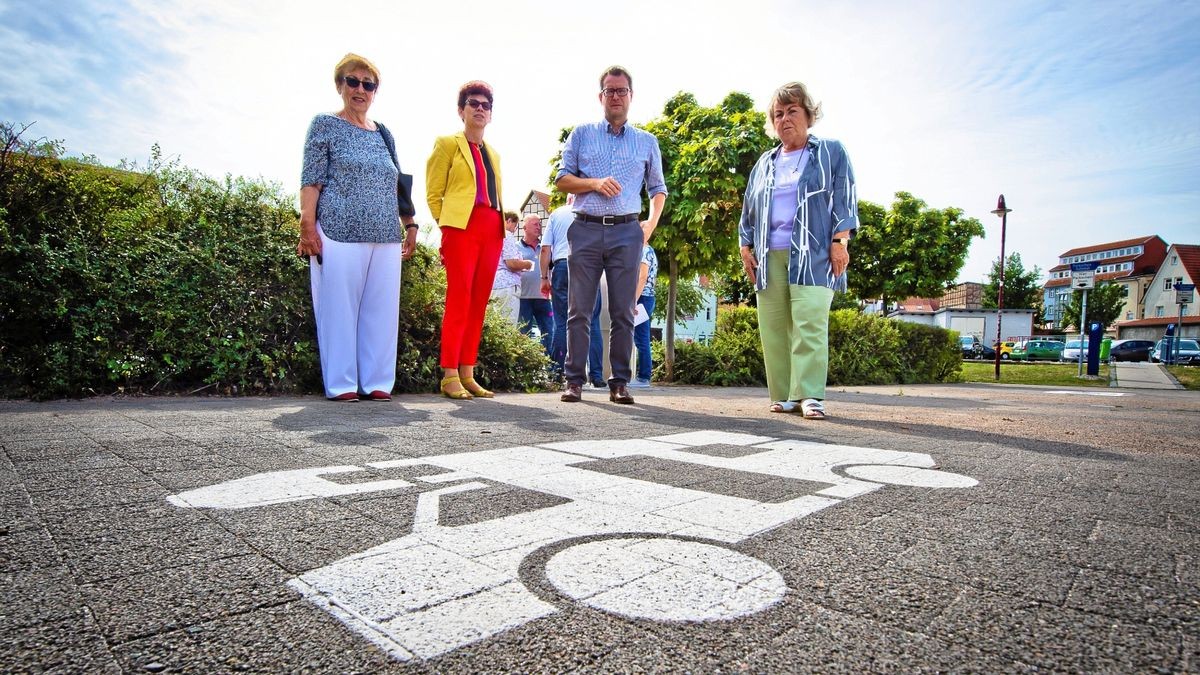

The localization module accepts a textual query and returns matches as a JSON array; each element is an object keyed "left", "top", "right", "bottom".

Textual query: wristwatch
[{"left": 832, "top": 238, "right": 849, "bottom": 246}]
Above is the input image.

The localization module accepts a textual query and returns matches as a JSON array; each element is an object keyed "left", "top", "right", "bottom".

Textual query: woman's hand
[
  {"left": 402, "top": 226, "right": 418, "bottom": 260},
  {"left": 830, "top": 241, "right": 849, "bottom": 277},
  {"left": 297, "top": 219, "right": 322, "bottom": 258},
  {"left": 740, "top": 245, "right": 757, "bottom": 280}
]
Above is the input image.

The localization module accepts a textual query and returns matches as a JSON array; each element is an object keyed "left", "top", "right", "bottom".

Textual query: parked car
[
  {"left": 959, "top": 335, "right": 995, "bottom": 360},
  {"left": 1150, "top": 338, "right": 1200, "bottom": 365},
  {"left": 1107, "top": 339, "right": 1155, "bottom": 362},
  {"left": 1010, "top": 340, "right": 1064, "bottom": 361},
  {"left": 996, "top": 341, "right": 1018, "bottom": 360},
  {"left": 1061, "top": 339, "right": 1090, "bottom": 362}
]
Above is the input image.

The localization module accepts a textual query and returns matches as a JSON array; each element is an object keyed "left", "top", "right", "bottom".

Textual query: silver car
[
  {"left": 1061, "top": 339, "right": 1089, "bottom": 362},
  {"left": 1150, "top": 338, "right": 1200, "bottom": 364}
]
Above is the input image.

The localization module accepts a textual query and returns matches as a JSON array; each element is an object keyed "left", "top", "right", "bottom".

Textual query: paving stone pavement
[{"left": 1, "top": 382, "right": 1198, "bottom": 673}]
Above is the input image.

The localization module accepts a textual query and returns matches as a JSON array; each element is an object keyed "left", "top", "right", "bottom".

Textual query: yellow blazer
[{"left": 425, "top": 132, "right": 503, "bottom": 230}]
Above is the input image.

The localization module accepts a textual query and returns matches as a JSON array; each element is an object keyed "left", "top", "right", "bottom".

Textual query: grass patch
[
  {"left": 1166, "top": 366, "right": 1200, "bottom": 391},
  {"left": 959, "top": 361, "right": 1111, "bottom": 387}
]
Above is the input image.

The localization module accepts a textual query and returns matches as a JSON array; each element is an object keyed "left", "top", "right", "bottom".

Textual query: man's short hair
[
  {"left": 504, "top": 211, "right": 519, "bottom": 223},
  {"left": 599, "top": 65, "right": 632, "bottom": 90}
]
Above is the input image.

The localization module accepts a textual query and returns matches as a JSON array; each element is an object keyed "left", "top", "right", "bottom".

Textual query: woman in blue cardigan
[{"left": 738, "top": 81, "right": 859, "bottom": 419}]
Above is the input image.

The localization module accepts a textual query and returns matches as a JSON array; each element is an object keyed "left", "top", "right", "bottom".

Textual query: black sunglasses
[
  {"left": 465, "top": 99, "right": 493, "bottom": 111},
  {"left": 341, "top": 76, "right": 378, "bottom": 92}
]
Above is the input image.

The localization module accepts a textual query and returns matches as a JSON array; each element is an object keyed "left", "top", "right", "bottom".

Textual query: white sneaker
[{"left": 628, "top": 378, "right": 651, "bottom": 388}]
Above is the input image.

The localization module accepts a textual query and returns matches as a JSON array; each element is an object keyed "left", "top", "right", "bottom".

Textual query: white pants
[
  {"left": 310, "top": 224, "right": 402, "bottom": 398},
  {"left": 489, "top": 285, "right": 520, "bottom": 325}
]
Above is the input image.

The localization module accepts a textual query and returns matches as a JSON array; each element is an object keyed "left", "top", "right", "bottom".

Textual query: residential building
[
  {"left": 1042, "top": 235, "right": 1167, "bottom": 329},
  {"left": 1116, "top": 243, "right": 1200, "bottom": 340},
  {"left": 940, "top": 282, "right": 982, "bottom": 309},
  {"left": 520, "top": 190, "right": 550, "bottom": 221}
]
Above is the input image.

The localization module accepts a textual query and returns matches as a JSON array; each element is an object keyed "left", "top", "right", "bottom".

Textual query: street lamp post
[{"left": 991, "top": 195, "right": 1012, "bottom": 381}]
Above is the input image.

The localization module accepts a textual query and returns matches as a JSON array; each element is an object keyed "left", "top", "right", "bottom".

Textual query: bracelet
[{"left": 404, "top": 223, "right": 418, "bottom": 229}]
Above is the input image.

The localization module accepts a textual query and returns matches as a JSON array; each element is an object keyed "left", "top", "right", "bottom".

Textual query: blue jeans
[
  {"left": 519, "top": 298, "right": 553, "bottom": 353},
  {"left": 589, "top": 293, "right": 604, "bottom": 384},
  {"left": 549, "top": 261, "right": 569, "bottom": 373},
  {"left": 634, "top": 294, "right": 655, "bottom": 381}
]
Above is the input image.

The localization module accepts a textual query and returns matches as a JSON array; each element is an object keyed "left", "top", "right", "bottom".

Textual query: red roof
[
  {"left": 1059, "top": 235, "right": 1161, "bottom": 258},
  {"left": 1175, "top": 244, "right": 1200, "bottom": 283},
  {"left": 897, "top": 297, "right": 940, "bottom": 311},
  {"left": 1117, "top": 315, "right": 1200, "bottom": 327}
]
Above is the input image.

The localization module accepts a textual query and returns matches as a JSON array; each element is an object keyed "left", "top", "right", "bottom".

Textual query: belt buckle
[{"left": 601, "top": 215, "right": 616, "bottom": 226}]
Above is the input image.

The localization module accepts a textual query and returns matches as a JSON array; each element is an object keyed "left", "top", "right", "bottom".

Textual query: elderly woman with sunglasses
[
  {"left": 297, "top": 53, "right": 418, "bottom": 402},
  {"left": 738, "top": 81, "right": 858, "bottom": 419},
  {"left": 426, "top": 81, "right": 505, "bottom": 399}
]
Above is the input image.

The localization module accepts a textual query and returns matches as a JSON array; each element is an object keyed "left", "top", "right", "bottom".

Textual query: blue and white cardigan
[{"left": 738, "top": 135, "right": 858, "bottom": 291}]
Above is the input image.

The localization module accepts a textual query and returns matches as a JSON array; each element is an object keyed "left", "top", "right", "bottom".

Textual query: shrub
[
  {"left": 0, "top": 124, "right": 550, "bottom": 398},
  {"left": 659, "top": 304, "right": 959, "bottom": 387}
]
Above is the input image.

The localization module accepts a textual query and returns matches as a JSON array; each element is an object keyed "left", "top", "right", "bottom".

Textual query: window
[
  {"left": 1171, "top": 255, "right": 1178, "bottom": 265},
  {"left": 1166, "top": 278, "right": 1175, "bottom": 290},
  {"left": 1156, "top": 306, "right": 1164, "bottom": 317},
  {"left": 1126, "top": 311, "right": 1133, "bottom": 320}
]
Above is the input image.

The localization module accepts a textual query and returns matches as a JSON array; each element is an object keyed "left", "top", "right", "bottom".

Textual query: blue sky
[{"left": 2, "top": 0, "right": 1197, "bottom": 285}]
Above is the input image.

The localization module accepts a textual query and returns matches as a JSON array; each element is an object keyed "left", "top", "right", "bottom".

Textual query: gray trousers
[{"left": 564, "top": 219, "right": 642, "bottom": 386}]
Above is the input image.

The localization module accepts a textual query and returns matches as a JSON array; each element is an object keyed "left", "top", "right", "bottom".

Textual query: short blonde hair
[
  {"left": 334, "top": 53, "right": 381, "bottom": 87},
  {"left": 765, "top": 81, "right": 822, "bottom": 137}
]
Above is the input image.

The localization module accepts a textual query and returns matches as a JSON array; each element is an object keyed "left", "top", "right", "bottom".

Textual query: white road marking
[
  {"left": 170, "top": 431, "right": 977, "bottom": 661},
  {"left": 1044, "top": 390, "right": 1128, "bottom": 397}
]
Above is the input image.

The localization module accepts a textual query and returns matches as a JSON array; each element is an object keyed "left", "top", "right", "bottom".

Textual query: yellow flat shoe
[
  {"left": 440, "top": 376, "right": 473, "bottom": 400},
  {"left": 461, "top": 377, "right": 493, "bottom": 398}
]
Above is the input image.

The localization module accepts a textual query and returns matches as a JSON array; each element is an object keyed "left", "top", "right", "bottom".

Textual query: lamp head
[{"left": 991, "top": 194, "right": 1012, "bottom": 216}]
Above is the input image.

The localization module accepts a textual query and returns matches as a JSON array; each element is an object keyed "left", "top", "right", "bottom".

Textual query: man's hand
[
  {"left": 540, "top": 278, "right": 552, "bottom": 298},
  {"left": 592, "top": 176, "right": 622, "bottom": 198}
]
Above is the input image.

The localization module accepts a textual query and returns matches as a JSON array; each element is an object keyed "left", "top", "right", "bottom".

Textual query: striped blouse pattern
[{"left": 738, "top": 135, "right": 858, "bottom": 291}]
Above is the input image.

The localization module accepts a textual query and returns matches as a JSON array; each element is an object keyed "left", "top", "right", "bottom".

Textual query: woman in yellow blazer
[{"left": 426, "top": 80, "right": 504, "bottom": 399}]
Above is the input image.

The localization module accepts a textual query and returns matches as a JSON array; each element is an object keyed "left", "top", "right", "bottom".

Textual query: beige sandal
[
  {"left": 461, "top": 377, "right": 494, "bottom": 398},
  {"left": 440, "top": 376, "right": 473, "bottom": 400}
]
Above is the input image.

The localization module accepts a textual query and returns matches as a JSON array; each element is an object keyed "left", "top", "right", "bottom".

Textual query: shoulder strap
[{"left": 374, "top": 122, "right": 416, "bottom": 217}]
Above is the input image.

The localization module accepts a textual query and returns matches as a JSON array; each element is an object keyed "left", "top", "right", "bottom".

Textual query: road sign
[
  {"left": 1070, "top": 262, "right": 1098, "bottom": 290},
  {"left": 1175, "top": 282, "right": 1195, "bottom": 305}
]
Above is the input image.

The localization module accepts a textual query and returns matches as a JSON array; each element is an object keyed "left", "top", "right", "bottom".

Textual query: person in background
[
  {"left": 629, "top": 243, "right": 658, "bottom": 388},
  {"left": 490, "top": 211, "right": 526, "bottom": 326},
  {"left": 539, "top": 194, "right": 574, "bottom": 374},
  {"left": 554, "top": 65, "right": 667, "bottom": 405},
  {"left": 738, "top": 81, "right": 858, "bottom": 419},
  {"left": 517, "top": 214, "right": 552, "bottom": 352},
  {"left": 426, "top": 80, "right": 504, "bottom": 400},
  {"left": 297, "top": 52, "right": 417, "bottom": 402}
]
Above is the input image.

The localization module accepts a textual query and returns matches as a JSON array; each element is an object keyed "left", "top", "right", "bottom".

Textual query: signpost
[
  {"left": 1070, "top": 262, "right": 1099, "bottom": 375},
  {"left": 1174, "top": 282, "right": 1194, "bottom": 366}
]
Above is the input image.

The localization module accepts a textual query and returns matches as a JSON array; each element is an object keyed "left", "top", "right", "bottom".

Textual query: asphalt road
[{"left": 2, "top": 382, "right": 1198, "bottom": 673}]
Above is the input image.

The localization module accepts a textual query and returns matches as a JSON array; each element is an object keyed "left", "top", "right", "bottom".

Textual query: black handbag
[{"left": 376, "top": 122, "right": 416, "bottom": 218}]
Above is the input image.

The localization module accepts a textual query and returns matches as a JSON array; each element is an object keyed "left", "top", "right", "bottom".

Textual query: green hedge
[
  {"left": 661, "top": 305, "right": 961, "bottom": 386},
  {"left": 0, "top": 131, "right": 550, "bottom": 399}
]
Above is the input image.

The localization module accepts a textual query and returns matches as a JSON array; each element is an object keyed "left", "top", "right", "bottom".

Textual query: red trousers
[{"left": 440, "top": 205, "right": 503, "bottom": 368}]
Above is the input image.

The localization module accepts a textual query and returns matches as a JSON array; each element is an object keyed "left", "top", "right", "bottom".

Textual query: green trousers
[{"left": 756, "top": 250, "right": 834, "bottom": 402}]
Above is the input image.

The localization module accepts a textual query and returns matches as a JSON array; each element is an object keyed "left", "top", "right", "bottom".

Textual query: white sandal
[
  {"left": 770, "top": 400, "right": 799, "bottom": 413},
  {"left": 800, "top": 398, "right": 827, "bottom": 419}
]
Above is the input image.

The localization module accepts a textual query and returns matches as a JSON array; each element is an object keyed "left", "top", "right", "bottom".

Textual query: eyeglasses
[
  {"left": 601, "top": 87, "right": 631, "bottom": 98},
  {"left": 341, "top": 76, "right": 378, "bottom": 92},
  {"left": 465, "top": 99, "right": 493, "bottom": 111}
]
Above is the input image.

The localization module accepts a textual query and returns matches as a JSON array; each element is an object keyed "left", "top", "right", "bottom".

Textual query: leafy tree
[
  {"left": 848, "top": 192, "right": 985, "bottom": 310},
  {"left": 982, "top": 252, "right": 1042, "bottom": 312},
  {"left": 641, "top": 92, "right": 772, "bottom": 379},
  {"left": 1060, "top": 281, "right": 1125, "bottom": 332}
]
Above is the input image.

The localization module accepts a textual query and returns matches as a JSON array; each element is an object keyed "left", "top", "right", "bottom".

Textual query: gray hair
[{"left": 764, "top": 81, "right": 823, "bottom": 138}]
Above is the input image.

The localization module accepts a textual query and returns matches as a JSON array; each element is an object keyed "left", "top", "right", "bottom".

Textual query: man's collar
[{"left": 602, "top": 119, "right": 627, "bottom": 136}]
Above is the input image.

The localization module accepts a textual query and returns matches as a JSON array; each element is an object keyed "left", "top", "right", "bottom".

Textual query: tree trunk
[{"left": 665, "top": 258, "right": 678, "bottom": 381}]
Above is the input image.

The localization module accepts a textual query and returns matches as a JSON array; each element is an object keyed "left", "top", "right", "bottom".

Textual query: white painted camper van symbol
[{"left": 168, "top": 430, "right": 976, "bottom": 661}]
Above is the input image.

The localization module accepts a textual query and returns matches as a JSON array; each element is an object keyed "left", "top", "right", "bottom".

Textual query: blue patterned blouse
[
  {"left": 301, "top": 113, "right": 400, "bottom": 243},
  {"left": 640, "top": 245, "right": 658, "bottom": 298}
]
